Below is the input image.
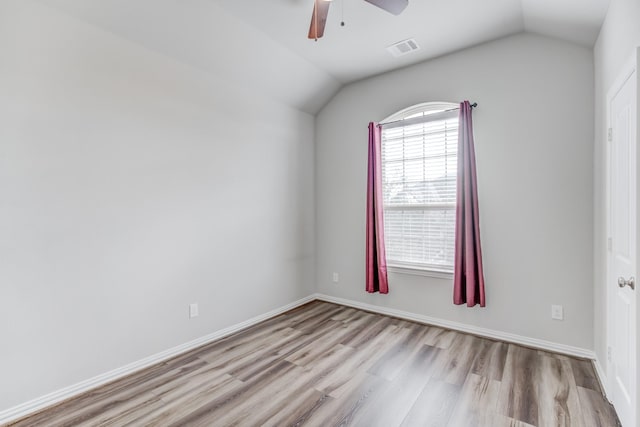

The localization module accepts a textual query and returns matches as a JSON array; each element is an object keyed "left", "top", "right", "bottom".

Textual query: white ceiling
[
  {"left": 39, "top": 0, "right": 609, "bottom": 113},
  {"left": 213, "top": 0, "right": 610, "bottom": 82}
]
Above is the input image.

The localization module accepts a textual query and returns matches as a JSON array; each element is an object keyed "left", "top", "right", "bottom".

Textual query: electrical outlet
[
  {"left": 551, "top": 305, "right": 563, "bottom": 320},
  {"left": 189, "top": 303, "right": 199, "bottom": 318},
  {"left": 332, "top": 272, "right": 339, "bottom": 283}
]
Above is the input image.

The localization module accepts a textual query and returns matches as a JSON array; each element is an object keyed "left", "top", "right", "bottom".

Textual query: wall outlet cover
[
  {"left": 189, "top": 303, "right": 199, "bottom": 318},
  {"left": 551, "top": 305, "right": 563, "bottom": 320}
]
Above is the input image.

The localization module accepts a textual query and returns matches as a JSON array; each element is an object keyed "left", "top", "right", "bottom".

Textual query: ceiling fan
[{"left": 308, "top": 0, "right": 408, "bottom": 40}]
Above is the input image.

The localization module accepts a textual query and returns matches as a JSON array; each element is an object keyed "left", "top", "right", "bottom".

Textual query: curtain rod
[{"left": 379, "top": 102, "right": 478, "bottom": 127}]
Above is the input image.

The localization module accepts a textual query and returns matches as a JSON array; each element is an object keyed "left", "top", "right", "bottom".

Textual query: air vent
[{"left": 386, "top": 38, "right": 420, "bottom": 57}]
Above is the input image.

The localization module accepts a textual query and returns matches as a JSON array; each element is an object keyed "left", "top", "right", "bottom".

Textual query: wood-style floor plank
[
  {"left": 432, "top": 333, "right": 484, "bottom": 386},
  {"left": 470, "top": 339, "right": 508, "bottom": 381},
  {"left": 8, "top": 301, "right": 620, "bottom": 427},
  {"left": 448, "top": 373, "right": 501, "bottom": 427},
  {"left": 577, "top": 386, "right": 622, "bottom": 427},
  {"left": 131, "top": 375, "right": 244, "bottom": 426},
  {"left": 569, "top": 357, "right": 602, "bottom": 391},
  {"left": 497, "top": 344, "right": 541, "bottom": 425},
  {"left": 423, "top": 326, "right": 458, "bottom": 349},
  {"left": 535, "top": 356, "right": 584, "bottom": 427},
  {"left": 400, "top": 379, "right": 460, "bottom": 427},
  {"left": 354, "top": 345, "right": 440, "bottom": 427}
]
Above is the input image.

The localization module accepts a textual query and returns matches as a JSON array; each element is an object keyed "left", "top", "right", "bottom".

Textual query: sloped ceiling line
[{"left": 40, "top": 0, "right": 609, "bottom": 114}]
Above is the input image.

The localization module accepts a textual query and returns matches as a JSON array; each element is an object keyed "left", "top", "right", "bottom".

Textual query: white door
[{"left": 607, "top": 57, "right": 637, "bottom": 427}]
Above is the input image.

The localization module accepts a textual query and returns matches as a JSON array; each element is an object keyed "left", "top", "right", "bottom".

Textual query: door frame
[{"left": 605, "top": 47, "right": 639, "bottom": 426}]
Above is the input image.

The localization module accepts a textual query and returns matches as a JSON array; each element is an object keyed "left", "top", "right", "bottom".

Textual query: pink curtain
[
  {"left": 366, "top": 122, "right": 389, "bottom": 294},
  {"left": 454, "top": 101, "right": 485, "bottom": 307}
]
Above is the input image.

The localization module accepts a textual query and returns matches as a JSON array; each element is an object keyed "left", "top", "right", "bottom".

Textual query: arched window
[{"left": 381, "top": 102, "right": 458, "bottom": 274}]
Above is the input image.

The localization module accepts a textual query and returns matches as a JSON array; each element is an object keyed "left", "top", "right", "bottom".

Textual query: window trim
[
  {"left": 381, "top": 108, "right": 458, "bottom": 130},
  {"left": 381, "top": 101, "right": 459, "bottom": 275},
  {"left": 381, "top": 102, "right": 459, "bottom": 125},
  {"left": 387, "top": 263, "right": 454, "bottom": 279}
]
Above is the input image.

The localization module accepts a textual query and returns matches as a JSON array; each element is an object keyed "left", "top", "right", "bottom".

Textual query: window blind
[{"left": 381, "top": 111, "right": 458, "bottom": 272}]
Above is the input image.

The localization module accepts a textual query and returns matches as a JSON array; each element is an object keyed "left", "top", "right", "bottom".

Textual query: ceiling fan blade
[
  {"left": 308, "top": 0, "right": 331, "bottom": 40},
  {"left": 364, "top": 0, "right": 408, "bottom": 15}
]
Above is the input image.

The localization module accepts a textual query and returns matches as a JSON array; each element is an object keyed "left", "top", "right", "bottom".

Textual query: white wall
[
  {"left": 316, "top": 33, "right": 594, "bottom": 350},
  {"left": 593, "top": 0, "right": 640, "bottom": 409},
  {"left": 40, "top": 0, "right": 341, "bottom": 114},
  {"left": 0, "top": 0, "right": 315, "bottom": 411}
]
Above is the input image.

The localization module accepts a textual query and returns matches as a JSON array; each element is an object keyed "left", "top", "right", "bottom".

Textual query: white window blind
[{"left": 381, "top": 106, "right": 458, "bottom": 272}]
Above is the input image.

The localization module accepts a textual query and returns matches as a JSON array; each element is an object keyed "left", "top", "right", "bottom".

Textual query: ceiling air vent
[{"left": 386, "top": 38, "right": 420, "bottom": 57}]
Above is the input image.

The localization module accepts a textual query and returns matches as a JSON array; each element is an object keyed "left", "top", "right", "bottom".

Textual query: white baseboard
[
  {"left": 592, "top": 357, "right": 610, "bottom": 399},
  {"left": 0, "top": 295, "right": 316, "bottom": 425},
  {"left": 313, "top": 293, "right": 596, "bottom": 360}
]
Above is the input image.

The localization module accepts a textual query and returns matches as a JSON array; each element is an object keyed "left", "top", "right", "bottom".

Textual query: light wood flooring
[{"left": 9, "top": 301, "right": 620, "bottom": 427}]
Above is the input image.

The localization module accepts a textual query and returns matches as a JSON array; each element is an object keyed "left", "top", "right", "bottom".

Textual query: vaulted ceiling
[
  {"left": 40, "top": 0, "right": 610, "bottom": 113},
  {"left": 215, "top": 0, "right": 609, "bottom": 82}
]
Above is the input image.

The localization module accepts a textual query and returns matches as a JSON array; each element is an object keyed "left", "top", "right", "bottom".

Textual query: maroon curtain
[
  {"left": 454, "top": 101, "right": 485, "bottom": 307},
  {"left": 366, "top": 122, "right": 388, "bottom": 294}
]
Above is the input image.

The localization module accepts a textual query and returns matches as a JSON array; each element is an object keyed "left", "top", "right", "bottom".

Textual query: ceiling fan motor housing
[{"left": 364, "top": 0, "right": 409, "bottom": 15}]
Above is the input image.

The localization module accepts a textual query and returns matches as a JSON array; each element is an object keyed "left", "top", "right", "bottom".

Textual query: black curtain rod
[{"left": 442, "top": 102, "right": 478, "bottom": 112}]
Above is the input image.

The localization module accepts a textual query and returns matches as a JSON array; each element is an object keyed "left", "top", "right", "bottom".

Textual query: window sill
[{"left": 387, "top": 265, "right": 454, "bottom": 280}]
